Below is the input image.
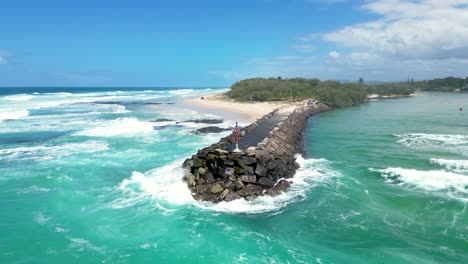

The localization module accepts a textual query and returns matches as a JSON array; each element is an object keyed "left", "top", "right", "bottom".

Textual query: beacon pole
[{"left": 233, "top": 121, "right": 241, "bottom": 153}]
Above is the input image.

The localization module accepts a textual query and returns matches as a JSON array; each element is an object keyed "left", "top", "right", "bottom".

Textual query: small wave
[
  {"left": 395, "top": 133, "right": 468, "bottom": 156},
  {"left": 0, "top": 110, "right": 29, "bottom": 121},
  {"left": 0, "top": 140, "right": 109, "bottom": 162},
  {"left": 372, "top": 167, "right": 468, "bottom": 201},
  {"left": 169, "top": 89, "right": 194, "bottom": 95},
  {"left": 3, "top": 94, "right": 35, "bottom": 101},
  {"left": 430, "top": 159, "right": 468, "bottom": 173},
  {"left": 16, "top": 185, "right": 50, "bottom": 194},
  {"left": 115, "top": 156, "right": 340, "bottom": 214},
  {"left": 395, "top": 133, "right": 468, "bottom": 147},
  {"left": 75, "top": 118, "right": 154, "bottom": 137}
]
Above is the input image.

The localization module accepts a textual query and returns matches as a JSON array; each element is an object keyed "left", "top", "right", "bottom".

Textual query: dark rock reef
[{"left": 182, "top": 104, "right": 329, "bottom": 203}]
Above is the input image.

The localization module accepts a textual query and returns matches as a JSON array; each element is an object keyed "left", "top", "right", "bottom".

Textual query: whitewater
[{"left": 1, "top": 88, "right": 467, "bottom": 263}]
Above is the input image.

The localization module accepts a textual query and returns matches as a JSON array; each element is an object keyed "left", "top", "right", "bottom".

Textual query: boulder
[
  {"left": 186, "top": 174, "right": 196, "bottom": 186},
  {"left": 224, "top": 180, "right": 236, "bottom": 190},
  {"left": 198, "top": 167, "right": 206, "bottom": 176},
  {"left": 240, "top": 156, "right": 257, "bottom": 166},
  {"left": 274, "top": 179, "right": 291, "bottom": 192},
  {"left": 196, "top": 184, "right": 213, "bottom": 193},
  {"left": 245, "top": 184, "right": 263, "bottom": 195},
  {"left": 192, "top": 126, "right": 232, "bottom": 135},
  {"left": 258, "top": 177, "right": 275, "bottom": 188},
  {"left": 202, "top": 171, "right": 215, "bottom": 184},
  {"left": 224, "top": 192, "right": 241, "bottom": 202},
  {"left": 245, "top": 147, "right": 256, "bottom": 156},
  {"left": 255, "top": 163, "right": 268, "bottom": 177},
  {"left": 223, "top": 159, "right": 235, "bottom": 167},
  {"left": 210, "top": 183, "right": 224, "bottom": 194},
  {"left": 235, "top": 179, "right": 245, "bottom": 190},
  {"left": 245, "top": 166, "right": 255, "bottom": 175},
  {"left": 215, "top": 148, "right": 229, "bottom": 155},
  {"left": 220, "top": 189, "right": 230, "bottom": 199},
  {"left": 240, "top": 175, "right": 256, "bottom": 183},
  {"left": 224, "top": 167, "right": 235, "bottom": 177}
]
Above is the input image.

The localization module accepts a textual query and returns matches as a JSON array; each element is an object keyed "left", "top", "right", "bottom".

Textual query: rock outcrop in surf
[{"left": 182, "top": 104, "right": 329, "bottom": 202}]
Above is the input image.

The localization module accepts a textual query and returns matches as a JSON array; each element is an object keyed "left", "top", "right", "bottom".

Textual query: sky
[{"left": 1, "top": 0, "right": 468, "bottom": 87}]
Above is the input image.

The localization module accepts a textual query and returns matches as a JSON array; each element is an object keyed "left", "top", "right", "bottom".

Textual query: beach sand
[{"left": 182, "top": 93, "right": 301, "bottom": 122}]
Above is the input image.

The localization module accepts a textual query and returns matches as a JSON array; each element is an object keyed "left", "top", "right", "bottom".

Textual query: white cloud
[
  {"left": 328, "top": 51, "right": 340, "bottom": 58},
  {"left": 324, "top": 0, "right": 468, "bottom": 60},
  {"left": 316, "top": 0, "right": 468, "bottom": 80}
]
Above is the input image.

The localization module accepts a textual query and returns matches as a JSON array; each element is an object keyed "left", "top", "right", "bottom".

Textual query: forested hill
[
  {"left": 412, "top": 77, "right": 468, "bottom": 92},
  {"left": 226, "top": 78, "right": 415, "bottom": 108}
]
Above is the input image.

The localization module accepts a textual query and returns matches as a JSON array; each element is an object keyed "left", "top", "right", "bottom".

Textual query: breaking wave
[
  {"left": 0, "top": 110, "right": 29, "bottom": 121},
  {"left": 75, "top": 118, "right": 155, "bottom": 137},
  {"left": 115, "top": 155, "right": 340, "bottom": 214},
  {"left": 430, "top": 158, "right": 468, "bottom": 174},
  {"left": 0, "top": 140, "right": 109, "bottom": 162},
  {"left": 395, "top": 133, "right": 468, "bottom": 156},
  {"left": 3, "top": 94, "right": 35, "bottom": 101},
  {"left": 372, "top": 167, "right": 468, "bottom": 202}
]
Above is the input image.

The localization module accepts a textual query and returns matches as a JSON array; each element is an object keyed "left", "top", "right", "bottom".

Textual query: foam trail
[
  {"left": 373, "top": 167, "right": 468, "bottom": 201},
  {"left": 0, "top": 110, "right": 29, "bottom": 121},
  {"left": 396, "top": 133, "right": 468, "bottom": 147}
]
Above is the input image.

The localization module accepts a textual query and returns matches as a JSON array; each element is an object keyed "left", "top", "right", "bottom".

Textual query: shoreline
[{"left": 181, "top": 92, "right": 302, "bottom": 122}]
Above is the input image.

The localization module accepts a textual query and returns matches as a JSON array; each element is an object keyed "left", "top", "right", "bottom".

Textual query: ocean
[{"left": 0, "top": 88, "right": 467, "bottom": 263}]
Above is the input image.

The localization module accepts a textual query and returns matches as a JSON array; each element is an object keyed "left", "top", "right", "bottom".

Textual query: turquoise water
[{"left": 1, "top": 90, "right": 467, "bottom": 263}]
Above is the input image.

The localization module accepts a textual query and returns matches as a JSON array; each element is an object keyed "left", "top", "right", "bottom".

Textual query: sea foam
[
  {"left": 430, "top": 159, "right": 468, "bottom": 174},
  {"left": 0, "top": 140, "right": 109, "bottom": 162},
  {"left": 373, "top": 167, "right": 468, "bottom": 201},
  {"left": 116, "top": 155, "right": 340, "bottom": 214},
  {"left": 0, "top": 110, "right": 29, "bottom": 121},
  {"left": 75, "top": 118, "right": 154, "bottom": 137}
]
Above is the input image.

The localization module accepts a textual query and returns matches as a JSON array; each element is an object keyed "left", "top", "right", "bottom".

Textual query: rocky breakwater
[{"left": 182, "top": 104, "right": 329, "bottom": 203}]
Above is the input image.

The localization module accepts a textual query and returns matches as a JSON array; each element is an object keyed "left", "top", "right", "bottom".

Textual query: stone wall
[{"left": 182, "top": 104, "right": 329, "bottom": 203}]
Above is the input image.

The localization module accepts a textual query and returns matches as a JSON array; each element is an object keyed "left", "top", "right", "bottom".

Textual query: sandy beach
[{"left": 182, "top": 93, "right": 301, "bottom": 122}]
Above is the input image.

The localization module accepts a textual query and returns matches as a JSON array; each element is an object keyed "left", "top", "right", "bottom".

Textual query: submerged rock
[{"left": 192, "top": 127, "right": 232, "bottom": 135}]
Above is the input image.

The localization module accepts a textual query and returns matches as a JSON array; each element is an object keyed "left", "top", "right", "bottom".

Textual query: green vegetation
[
  {"left": 226, "top": 78, "right": 415, "bottom": 108},
  {"left": 412, "top": 77, "right": 468, "bottom": 92}
]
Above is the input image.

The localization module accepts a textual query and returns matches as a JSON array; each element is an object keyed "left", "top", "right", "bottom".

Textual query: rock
[
  {"left": 274, "top": 179, "right": 291, "bottom": 192},
  {"left": 192, "top": 193, "right": 204, "bottom": 201},
  {"left": 192, "top": 155, "right": 202, "bottom": 167},
  {"left": 258, "top": 177, "right": 275, "bottom": 188},
  {"left": 245, "top": 195, "right": 257, "bottom": 201},
  {"left": 224, "top": 180, "right": 236, "bottom": 190},
  {"left": 183, "top": 119, "right": 223, "bottom": 124},
  {"left": 210, "top": 183, "right": 224, "bottom": 194},
  {"left": 197, "top": 178, "right": 205, "bottom": 185},
  {"left": 192, "top": 126, "right": 232, "bottom": 135},
  {"left": 246, "top": 147, "right": 256, "bottom": 156},
  {"left": 224, "top": 167, "right": 235, "bottom": 177},
  {"left": 245, "top": 184, "right": 263, "bottom": 195},
  {"left": 240, "top": 175, "right": 256, "bottom": 183},
  {"left": 255, "top": 150, "right": 270, "bottom": 163},
  {"left": 267, "top": 159, "right": 281, "bottom": 170},
  {"left": 235, "top": 179, "right": 245, "bottom": 190},
  {"left": 234, "top": 166, "right": 245, "bottom": 175},
  {"left": 215, "top": 148, "right": 229, "bottom": 155},
  {"left": 235, "top": 159, "right": 245, "bottom": 168},
  {"left": 198, "top": 167, "right": 206, "bottom": 176},
  {"left": 245, "top": 166, "right": 255, "bottom": 175},
  {"left": 220, "top": 189, "right": 230, "bottom": 199},
  {"left": 240, "top": 156, "right": 257, "bottom": 166},
  {"left": 196, "top": 184, "right": 213, "bottom": 193},
  {"left": 150, "top": 118, "right": 174, "bottom": 122},
  {"left": 223, "top": 159, "right": 235, "bottom": 167},
  {"left": 186, "top": 174, "right": 196, "bottom": 186},
  {"left": 265, "top": 188, "right": 281, "bottom": 197},
  {"left": 202, "top": 171, "right": 215, "bottom": 184},
  {"left": 182, "top": 158, "right": 192, "bottom": 168},
  {"left": 224, "top": 192, "right": 241, "bottom": 202},
  {"left": 255, "top": 163, "right": 268, "bottom": 177}
]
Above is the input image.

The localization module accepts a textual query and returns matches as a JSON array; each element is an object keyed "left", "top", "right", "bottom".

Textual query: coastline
[{"left": 181, "top": 92, "right": 301, "bottom": 122}]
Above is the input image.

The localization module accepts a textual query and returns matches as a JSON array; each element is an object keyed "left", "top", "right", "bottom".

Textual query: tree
[{"left": 358, "top": 77, "right": 364, "bottom": 85}]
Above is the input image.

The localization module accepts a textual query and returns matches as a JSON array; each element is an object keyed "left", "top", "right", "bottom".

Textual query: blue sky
[{"left": 1, "top": 0, "right": 467, "bottom": 87}]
